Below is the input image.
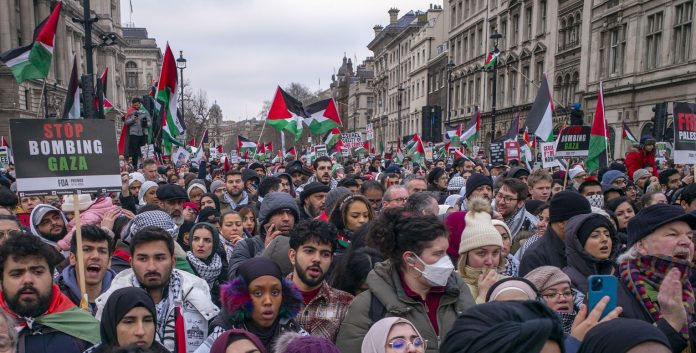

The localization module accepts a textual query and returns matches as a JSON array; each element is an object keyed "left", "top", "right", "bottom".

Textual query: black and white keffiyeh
[
  {"left": 186, "top": 251, "right": 222, "bottom": 287},
  {"left": 126, "top": 210, "right": 178, "bottom": 242},
  {"left": 132, "top": 269, "right": 183, "bottom": 338}
]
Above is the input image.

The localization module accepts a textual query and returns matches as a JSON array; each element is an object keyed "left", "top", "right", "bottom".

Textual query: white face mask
[
  {"left": 411, "top": 254, "right": 454, "bottom": 287},
  {"left": 586, "top": 194, "right": 604, "bottom": 208}
]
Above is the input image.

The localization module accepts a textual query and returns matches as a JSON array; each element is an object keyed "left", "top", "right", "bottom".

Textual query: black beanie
[
  {"left": 428, "top": 167, "right": 446, "bottom": 185},
  {"left": 465, "top": 173, "right": 493, "bottom": 199},
  {"left": 299, "top": 182, "right": 331, "bottom": 204},
  {"left": 237, "top": 257, "right": 283, "bottom": 284},
  {"left": 550, "top": 191, "right": 591, "bottom": 223},
  {"left": 576, "top": 214, "right": 614, "bottom": 247}
]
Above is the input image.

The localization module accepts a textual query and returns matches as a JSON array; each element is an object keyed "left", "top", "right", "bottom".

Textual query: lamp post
[
  {"left": 489, "top": 32, "right": 503, "bottom": 142},
  {"left": 430, "top": 106, "right": 436, "bottom": 142},
  {"left": 176, "top": 51, "right": 187, "bottom": 123},
  {"left": 446, "top": 59, "right": 455, "bottom": 127},
  {"left": 397, "top": 85, "right": 404, "bottom": 143}
]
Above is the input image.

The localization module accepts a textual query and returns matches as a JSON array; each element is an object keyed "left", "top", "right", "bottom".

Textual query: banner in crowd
[
  {"left": 655, "top": 142, "right": 672, "bottom": 163},
  {"left": 673, "top": 102, "right": 696, "bottom": 164},
  {"left": 366, "top": 123, "right": 374, "bottom": 140},
  {"left": 555, "top": 126, "right": 591, "bottom": 157},
  {"left": 504, "top": 141, "right": 520, "bottom": 164},
  {"left": 0, "top": 147, "right": 9, "bottom": 168},
  {"left": 172, "top": 146, "right": 190, "bottom": 167},
  {"left": 540, "top": 142, "right": 560, "bottom": 168},
  {"left": 341, "top": 132, "right": 363, "bottom": 148},
  {"left": 489, "top": 142, "right": 505, "bottom": 166},
  {"left": 10, "top": 119, "right": 121, "bottom": 196}
]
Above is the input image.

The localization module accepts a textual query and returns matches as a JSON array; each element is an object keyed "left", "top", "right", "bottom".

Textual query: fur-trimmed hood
[{"left": 218, "top": 275, "right": 302, "bottom": 326}]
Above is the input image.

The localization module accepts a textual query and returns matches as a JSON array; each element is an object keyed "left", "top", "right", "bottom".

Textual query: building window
[
  {"left": 125, "top": 61, "right": 138, "bottom": 88},
  {"left": 367, "top": 96, "right": 374, "bottom": 109},
  {"left": 674, "top": 1, "right": 693, "bottom": 63},
  {"left": 501, "top": 18, "right": 508, "bottom": 49},
  {"left": 510, "top": 70, "right": 517, "bottom": 105},
  {"left": 512, "top": 14, "right": 520, "bottom": 44},
  {"left": 536, "top": 61, "right": 545, "bottom": 86},
  {"left": 609, "top": 25, "right": 626, "bottom": 75},
  {"left": 522, "top": 65, "right": 530, "bottom": 101},
  {"left": 478, "top": 24, "right": 484, "bottom": 55},
  {"left": 525, "top": 6, "right": 533, "bottom": 41},
  {"left": 499, "top": 73, "right": 506, "bottom": 107},
  {"left": 539, "top": 0, "right": 547, "bottom": 34},
  {"left": 646, "top": 12, "right": 663, "bottom": 69},
  {"left": 451, "top": 5, "right": 457, "bottom": 28}
]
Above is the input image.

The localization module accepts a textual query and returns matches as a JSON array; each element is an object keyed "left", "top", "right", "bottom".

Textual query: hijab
[
  {"left": 189, "top": 222, "right": 221, "bottom": 263},
  {"left": 210, "top": 329, "right": 267, "bottom": 353},
  {"left": 362, "top": 317, "right": 423, "bottom": 353},
  {"left": 100, "top": 287, "right": 156, "bottom": 347},
  {"left": 200, "top": 192, "right": 221, "bottom": 211}
]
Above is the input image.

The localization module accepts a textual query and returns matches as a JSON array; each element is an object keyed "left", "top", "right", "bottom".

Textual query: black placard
[
  {"left": 673, "top": 102, "right": 696, "bottom": 164},
  {"left": 489, "top": 142, "right": 505, "bottom": 166},
  {"left": 555, "top": 125, "right": 591, "bottom": 157}
]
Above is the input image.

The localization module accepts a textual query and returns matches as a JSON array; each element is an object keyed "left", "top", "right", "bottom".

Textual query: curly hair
[
  {"left": 366, "top": 207, "right": 447, "bottom": 268},
  {"left": 219, "top": 276, "right": 302, "bottom": 326}
]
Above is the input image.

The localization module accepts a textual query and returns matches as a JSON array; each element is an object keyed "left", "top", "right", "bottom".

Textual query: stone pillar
[
  {"left": 18, "top": 0, "right": 34, "bottom": 46},
  {"left": 54, "top": 14, "right": 67, "bottom": 84},
  {"left": 0, "top": 0, "right": 12, "bottom": 50}
]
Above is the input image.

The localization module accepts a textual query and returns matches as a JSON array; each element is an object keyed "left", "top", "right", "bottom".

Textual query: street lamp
[
  {"left": 397, "top": 85, "right": 404, "bottom": 143},
  {"left": 489, "top": 32, "right": 503, "bottom": 142},
  {"left": 176, "top": 51, "right": 187, "bottom": 122},
  {"left": 446, "top": 59, "right": 455, "bottom": 126}
]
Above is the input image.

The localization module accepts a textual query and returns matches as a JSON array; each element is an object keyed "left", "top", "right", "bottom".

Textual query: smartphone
[{"left": 587, "top": 275, "right": 617, "bottom": 319}]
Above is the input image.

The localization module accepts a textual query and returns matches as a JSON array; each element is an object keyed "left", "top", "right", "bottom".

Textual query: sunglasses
[{"left": 388, "top": 337, "right": 426, "bottom": 351}]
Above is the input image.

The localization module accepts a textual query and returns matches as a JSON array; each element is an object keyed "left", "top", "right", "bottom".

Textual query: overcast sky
[{"left": 121, "top": 0, "right": 431, "bottom": 121}]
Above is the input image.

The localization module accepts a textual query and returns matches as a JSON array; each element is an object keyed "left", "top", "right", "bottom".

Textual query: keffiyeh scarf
[
  {"left": 223, "top": 191, "right": 249, "bottom": 210},
  {"left": 186, "top": 251, "right": 222, "bottom": 287},
  {"left": 504, "top": 206, "right": 525, "bottom": 240},
  {"left": 132, "top": 269, "right": 183, "bottom": 338},
  {"left": 619, "top": 254, "right": 695, "bottom": 340}
]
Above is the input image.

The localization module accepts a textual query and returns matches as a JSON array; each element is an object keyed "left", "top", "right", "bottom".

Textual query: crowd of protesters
[{"left": 0, "top": 133, "right": 694, "bottom": 353}]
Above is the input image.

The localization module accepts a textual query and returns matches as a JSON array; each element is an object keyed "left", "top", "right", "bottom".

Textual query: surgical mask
[
  {"left": 586, "top": 194, "right": 604, "bottom": 208},
  {"left": 411, "top": 254, "right": 454, "bottom": 287}
]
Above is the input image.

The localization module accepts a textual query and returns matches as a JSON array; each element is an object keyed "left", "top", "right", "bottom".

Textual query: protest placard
[
  {"left": 555, "top": 126, "right": 590, "bottom": 157},
  {"left": 673, "top": 102, "right": 696, "bottom": 164},
  {"left": 504, "top": 141, "right": 520, "bottom": 164},
  {"left": 314, "top": 144, "right": 328, "bottom": 158},
  {"left": 540, "top": 142, "right": 560, "bottom": 168},
  {"left": 172, "top": 146, "right": 190, "bottom": 168},
  {"left": 10, "top": 119, "right": 121, "bottom": 196},
  {"left": 366, "top": 124, "right": 374, "bottom": 140},
  {"left": 342, "top": 132, "right": 363, "bottom": 148},
  {"left": 489, "top": 142, "right": 505, "bottom": 166},
  {"left": 0, "top": 147, "right": 9, "bottom": 168},
  {"left": 140, "top": 144, "right": 155, "bottom": 159}
]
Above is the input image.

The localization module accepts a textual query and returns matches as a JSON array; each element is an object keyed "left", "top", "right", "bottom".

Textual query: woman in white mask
[
  {"left": 336, "top": 207, "right": 475, "bottom": 353},
  {"left": 457, "top": 198, "right": 508, "bottom": 304}
]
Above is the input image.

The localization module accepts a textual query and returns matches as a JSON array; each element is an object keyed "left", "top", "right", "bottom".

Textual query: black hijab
[
  {"left": 441, "top": 300, "right": 565, "bottom": 353},
  {"left": 577, "top": 318, "right": 670, "bottom": 353},
  {"left": 200, "top": 192, "right": 221, "bottom": 211},
  {"left": 189, "top": 222, "right": 222, "bottom": 263},
  {"left": 176, "top": 220, "right": 194, "bottom": 251},
  {"left": 100, "top": 287, "right": 157, "bottom": 347}
]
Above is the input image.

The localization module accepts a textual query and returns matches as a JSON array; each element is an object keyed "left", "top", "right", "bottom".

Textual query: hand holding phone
[{"left": 587, "top": 275, "right": 617, "bottom": 319}]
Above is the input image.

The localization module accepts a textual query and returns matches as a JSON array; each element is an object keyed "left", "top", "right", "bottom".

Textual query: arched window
[
  {"left": 560, "top": 19, "right": 567, "bottom": 48},
  {"left": 564, "top": 74, "right": 572, "bottom": 104},
  {"left": 568, "top": 17, "right": 575, "bottom": 47},
  {"left": 125, "top": 61, "right": 138, "bottom": 88}
]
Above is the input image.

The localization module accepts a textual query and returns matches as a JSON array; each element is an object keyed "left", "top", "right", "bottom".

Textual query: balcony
[{"left": 557, "top": 41, "right": 579, "bottom": 53}]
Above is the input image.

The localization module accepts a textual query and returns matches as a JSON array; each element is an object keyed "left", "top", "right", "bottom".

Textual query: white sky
[{"left": 121, "top": 0, "right": 432, "bottom": 121}]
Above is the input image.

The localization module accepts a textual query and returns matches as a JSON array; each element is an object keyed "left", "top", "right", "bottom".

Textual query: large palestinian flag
[
  {"left": 460, "top": 108, "right": 481, "bottom": 146},
  {"left": 267, "top": 86, "right": 306, "bottom": 139},
  {"left": 0, "top": 2, "right": 62, "bottom": 83},
  {"left": 237, "top": 135, "right": 257, "bottom": 153},
  {"left": 156, "top": 44, "right": 184, "bottom": 155},
  {"left": 304, "top": 98, "right": 342, "bottom": 134},
  {"left": 526, "top": 74, "right": 555, "bottom": 142},
  {"left": 586, "top": 82, "right": 609, "bottom": 173},
  {"left": 61, "top": 56, "right": 80, "bottom": 119}
]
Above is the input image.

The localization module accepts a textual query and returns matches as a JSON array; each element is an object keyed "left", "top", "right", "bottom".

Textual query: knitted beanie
[
  {"left": 491, "top": 219, "right": 511, "bottom": 238},
  {"left": 284, "top": 336, "right": 341, "bottom": 353},
  {"left": 210, "top": 179, "right": 225, "bottom": 193},
  {"left": 549, "top": 191, "right": 591, "bottom": 223},
  {"left": 524, "top": 266, "right": 571, "bottom": 292},
  {"left": 632, "top": 169, "right": 650, "bottom": 182},
  {"left": 465, "top": 173, "right": 493, "bottom": 199},
  {"left": 459, "top": 198, "right": 503, "bottom": 256}
]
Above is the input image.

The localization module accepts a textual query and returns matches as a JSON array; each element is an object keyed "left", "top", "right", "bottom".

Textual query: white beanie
[
  {"left": 129, "top": 172, "right": 145, "bottom": 186},
  {"left": 458, "top": 197, "right": 503, "bottom": 255}
]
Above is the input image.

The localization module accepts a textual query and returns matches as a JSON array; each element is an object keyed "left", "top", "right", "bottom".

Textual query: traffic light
[{"left": 651, "top": 102, "right": 668, "bottom": 141}]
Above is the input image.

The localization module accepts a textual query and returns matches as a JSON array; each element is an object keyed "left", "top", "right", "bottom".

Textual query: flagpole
[{"left": 256, "top": 117, "right": 268, "bottom": 149}]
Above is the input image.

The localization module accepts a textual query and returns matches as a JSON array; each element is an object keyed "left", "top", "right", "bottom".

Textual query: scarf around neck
[
  {"left": 132, "top": 269, "right": 183, "bottom": 337},
  {"left": 504, "top": 206, "right": 525, "bottom": 240},
  {"left": 223, "top": 191, "right": 248, "bottom": 210},
  {"left": 619, "top": 254, "right": 695, "bottom": 339},
  {"left": 187, "top": 251, "right": 222, "bottom": 287}
]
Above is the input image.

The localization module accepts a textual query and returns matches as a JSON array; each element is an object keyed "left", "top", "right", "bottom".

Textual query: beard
[
  {"left": 295, "top": 261, "right": 325, "bottom": 288},
  {"left": 171, "top": 214, "right": 184, "bottom": 227},
  {"left": 229, "top": 188, "right": 243, "bottom": 197},
  {"left": 4, "top": 285, "right": 52, "bottom": 318},
  {"left": 40, "top": 226, "right": 67, "bottom": 242},
  {"left": 305, "top": 204, "right": 321, "bottom": 218}
]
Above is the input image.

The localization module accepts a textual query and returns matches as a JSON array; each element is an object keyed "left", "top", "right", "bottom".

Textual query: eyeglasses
[
  {"left": 542, "top": 291, "right": 575, "bottom": 300},
  {"left": 388, "top": 337, "right": 426, "bottom": 351},
  {"left": 495, "top": 193, "right": 518, "bottom": 203},
  {"left": 387, "top": 197, "right": 408, "bottom": 203}
]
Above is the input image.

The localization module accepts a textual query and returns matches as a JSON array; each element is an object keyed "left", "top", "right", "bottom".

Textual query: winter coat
[
  {"left": 625, "top": 148, "right": 658, "bottom": 180},
  {"left": 60, "top": 196, "right": 120, "bottom": 251},
  {"left": 519, "top": 226, "right": 566, "bottom": 276},
  {"left": 562, "top": 213, "right": 618, "bottom": 294},
  {"left": 124, "top": 106, "right": 151, "bottom": 136},
  {"left": 335, "top": 260, "right": 475, "bottom": 353},
  {"left": 227, "top": 234, "right": 265, "bottom": 279},
  {"left": 617, "top": 279, "right": 691, "bottom": 352},
  {"left": 56, "top": 265, "right": 115, "bottom": 315}
]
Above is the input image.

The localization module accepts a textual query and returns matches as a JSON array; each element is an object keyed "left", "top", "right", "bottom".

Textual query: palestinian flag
[
  {"left": 484, "top": 50, "right": 499, "bottom": 70},
  {"left": 323, "top": 127, "right": 341, "bottom": 148},
  {"left": 238, "top": 135, "right": 257, "bottom": 154},
  {"left": 156, "top": 44, "right": 184, "bottom": 155},
  {"left": 496, "top": 112, "right": 520, "bottom": 142},
  {"left": 265, "top": 142, "right": 273, "bottom": 154},
  {"left": 304, "top": 98, "right": 342, "bottom": 134},
  {"left": 522, "top": 128, "right": 536, "bottom": 148},
  {"left": 554, "top": 120, "right": 567, "bottom": 150},
  {"left": 622, "top": 122, "right": 638, "bottom": 144},
  {"left": 191, "top": 131, "right": 206, "bottom": 165},
  {"left": 586, "top": 82, "right": 609, "bottom": 173},
  {"left": 272, "top": 150, "right": 283, "bottom": 164},
  {"left": 95, "top": 67, "right": 113, "bottom": 115},
  {"left": 267, "top": 86, "right": 306, "bottom": 139},
  {"left": 61, "top": 56, "right": 80, "bottom": 119},
  {"left": 187, "top": 137, "right": 196, "bottom": 147},
  {"left": 255, "top": 143, "right": 267, "bottom": 161},
  {"left": 460, "top": 108, "right": 481, "bottom": 147},
  {"left": 284, "top": 147, "right": 296, "bottom": 159},
  {"left": 1, "top": 137, "right": 8, "bottom": 148},
  {"left": 526, "top": 74, "right": 555, "bottom": 142},
  {"left": 407, "top": 134, "right": 426, "bottom": 161},
  {"left": 355, "top": 141, "right": 369, "bottom": 155},
  {"left": 444, "top": 125, "right": 461, "bottom": 146},
  {"left": 0, "top": 2, "right": 62, "bottom": 83}
]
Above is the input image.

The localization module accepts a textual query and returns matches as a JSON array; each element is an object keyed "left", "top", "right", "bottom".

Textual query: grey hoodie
[
  {"left": 29, "top": 203, "right": 68, "bottom": 248},
  {"left": 563, "top": 213, "right": 618, "bottom": 294}
]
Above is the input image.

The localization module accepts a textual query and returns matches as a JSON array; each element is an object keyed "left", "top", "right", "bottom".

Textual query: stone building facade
[{"left": 123, "top": 27, "right": 162, "bottom": 102}]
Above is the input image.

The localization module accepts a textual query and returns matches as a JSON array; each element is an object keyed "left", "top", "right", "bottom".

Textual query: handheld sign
[
  {"left": 341, "top": 133, "right": 363, "bottom": 148},
  {"left": 10, "top": 119, "right": 121, "bottom": 196},
  {"left": 541, "top": 142, "right": 561, "bottom": 168},
  {"left": 489, "top": 142, "right": 505, "bottom": 166},
  {"left": 504, "top": 141, "right": 520, "bottom": 164},
  {"left": 673, "top": 102, "right": 696, "bottom": 164},
  {"left": 555, "top": 126, "right": 591, "bottom": 157}
]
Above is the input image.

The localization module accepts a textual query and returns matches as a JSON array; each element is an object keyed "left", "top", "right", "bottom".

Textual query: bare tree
[
  {"left": 284, "top": 82, "right": 318, "bottom": 105},
  {"left": 184, "top": 89, "right": 212, "bottom": 143}
]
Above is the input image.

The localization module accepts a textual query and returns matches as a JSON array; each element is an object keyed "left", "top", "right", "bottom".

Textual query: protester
[
  {"left": 382, "top": 185, "right": 409, "bottom": 209},
  {"left": 360, "top": 180, "right": 385, "bottom": 213},
  {"left": 426, "top": 167, "right": 448, "bottom": 204},
  {"left": 238, "top": 205, "right": 258, "bottom": 236},
  {"left": 336, "top": 208, "right": 474, "bottom": 353},
  {"left": 485, "top": 277, "right": 539, "bottom": 302},
  {"left": 577, "top": 318, "right": 671, "bottom": 353},
  {"left": 563, "top": 213, "right": 617, "bottom": 294},
  {"left": 528, "top": 170, "right": 553, "bottom": 202},
  {"left": 88, "top": 287, "right": 168, "bottom": 353},
  {"left": 199, "top": 257, "right": 306, "bottom": 353},
  {"left": 361, "top": 317, "right": 425, "bottom": 353},
  {"left": 298, "top": 182, "right": 329, "bottom": 221},
  {"left": 525, "top": 266, "right": 578, "bottom": 333},
  {"left": 604, "top": 196, "right": 635, "bottom": 246},
  {"left": 659, "top": 169, "right": 683, "bottom": 203},
  {"left": 579, "top": 179, "right": 604, "bottom": 208},
  {"left": 680, "top": 183, "right": 696, "bottom": 212},
  {"left": 495, "top": 178, "right": 538, "bottom": 242},
  {"left": 124, "top": 97, "right": 151, "bottom": 167},
  {"left": 404, "top": 192, "right": 439, "bottom": 216},
  {"left": 208, "top": 329, "right": 266, "bottom": 353},
  {"left": 329, "top": 194, "right": 374, "bottom": 254},
  {"left": 404, "top": 176, "right": 427, "bottom": 195},
  {"left": 218, "top": 210, "right": 249, "bottom": 261},
  {"left": 96, "top": 227, "right": 219, "bottom": 352},
  {"left": 187, "top": 222, "right": 228, "bottom": 306},
  {"left": 221, "top": 170, "right": 254, "bottom": 211},
  {"left": 514, "top": 203, "right": 549, "bottom": 259},
  {"left": 0, "top": 215, "right": 21, "bottom": 245},
  {"left": 296, "top": 156, "right": 337, "bottom": 194},
  {"left": 182, "top": 201, "right": 199, "bottom": 222},
  {"left": 626, "top": 136, "right": 658, "bottom": 180},
  {"left": 492, "top": 219, "right": 518, "bottom": 277},
  {"left": 0, "top": 234, "right": 100, "bottom": 353},
  {"left": 642, "top": 191, "right": 669, "bottom": 207},
  {"left": 29, "top": 203, "right": 68, "bottom": 256}
]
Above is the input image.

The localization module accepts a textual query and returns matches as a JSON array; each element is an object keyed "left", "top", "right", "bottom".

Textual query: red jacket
[{"left": 625, "top": 148, "right": 658, "bottom": 180}]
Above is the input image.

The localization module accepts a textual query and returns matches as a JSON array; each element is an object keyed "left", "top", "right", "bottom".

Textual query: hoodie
[
  {"left": 562, "top": 213, "right": 618, "bottom": 294},
  {"left": 29, "top": 204, "right": 69, "bottom": 249},
  {"left": 625, "top": 137, "right": 658, "bottom": 179},
  {"left": 56, "top": 264, "right": 116, "bottom": 315}
]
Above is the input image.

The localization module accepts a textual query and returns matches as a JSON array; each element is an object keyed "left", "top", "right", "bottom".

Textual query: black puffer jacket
[
  {"left": 519, "top": 226, "right": 565, "bottom": 276},
  {"left": 562, "top": 213, "right": 618, "bottom": 294}
]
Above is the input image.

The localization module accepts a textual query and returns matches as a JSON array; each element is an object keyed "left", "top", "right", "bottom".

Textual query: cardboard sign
[
  {"left": 342, "top": 133, "right": 363, "bottom": 148},
  {"left": 504, "top": 141, "right": 520, "bottom": 164},
  {"left": 140, "top": 144, "right": 155, "bottom": 159},
  {"left": 313, "top": 144, "right": 328, "bottom": 158},
  {"left": 366, "top": 123, "right": 374, "bottom": 140},
  {"left": 655, "top": 142, "right": 672, "bottom": 163},
  {"left": 172, "top": 146, "right": 190, "bottom": 167},
  {"left": 0, "top": 147, "right": 9, "bottom": 168},
  {"left": 540, "top": 142, "right": 560, "bottom": 168},
  {"left": 673, "top": 102, "right": 696, "bottom": 164},
  {"left": 10, "top": 119, "right": 121, "bottom": 196},
  {"left": 341, "top": 146, "right": 350, "bottom": 156},
  {"left": 489, "top": 142, "right": 505, "bottom": 166},
  {"left": 555, "top": 126, "right": 590, "bottom": 157}
]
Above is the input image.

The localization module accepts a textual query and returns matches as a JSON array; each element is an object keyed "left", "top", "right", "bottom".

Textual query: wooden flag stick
[{"left": 73, "top": 193, "right": 89, "bottom": 309}]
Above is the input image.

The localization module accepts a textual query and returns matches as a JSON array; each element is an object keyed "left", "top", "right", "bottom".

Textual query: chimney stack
[
  {"left": 388, "top": 8, "right": 399, "bottom": 24},
  {"left": 373, "top": 25, "right": 383, "bottom": 36}
]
